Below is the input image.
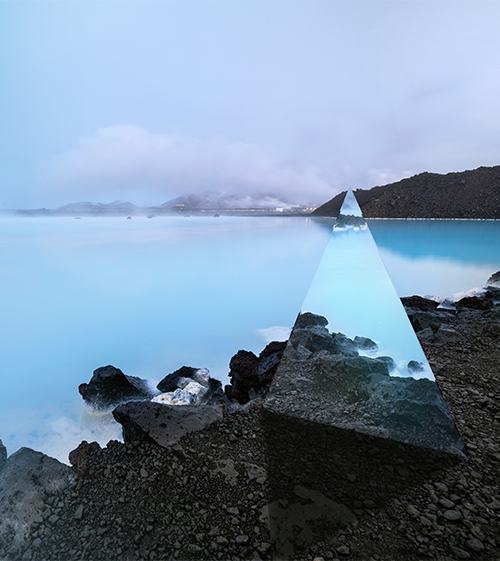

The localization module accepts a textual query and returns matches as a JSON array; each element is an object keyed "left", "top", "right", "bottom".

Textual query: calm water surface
[{"left": 0, "top": 215, "right": 498, "bottom": 461}]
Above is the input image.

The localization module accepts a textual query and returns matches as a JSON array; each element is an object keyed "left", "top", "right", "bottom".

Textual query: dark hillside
[{"left": 313, "top": 166, "right": 500, "bottom": 218}]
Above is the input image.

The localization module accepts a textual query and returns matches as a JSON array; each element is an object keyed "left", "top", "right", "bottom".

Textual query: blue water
[
  {"left": 0, "top": 215, "right": 498, "bottom": 461},
  {"left": 369, "top": 219, "right": 500, "bottom": 298}
]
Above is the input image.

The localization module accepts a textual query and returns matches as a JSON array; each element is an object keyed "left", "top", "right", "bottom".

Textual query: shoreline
[{"left": 1, "top": 282, "right": 499, "bottom": 560}]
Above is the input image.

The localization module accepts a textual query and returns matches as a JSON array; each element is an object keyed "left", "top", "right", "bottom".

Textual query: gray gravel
[{"left": 1, "top": 304, "right": 499, "bottom": 561}]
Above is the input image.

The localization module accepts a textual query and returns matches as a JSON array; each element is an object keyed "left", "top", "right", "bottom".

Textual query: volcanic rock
[
  {"left": 0, "top": 447, "right": 73, "bottom": 548},
  {"left": 313, "top": 165, "right": 500, "bottom": 218},
  {"left": 112, "top": 401, "right": 223, "bottom": 447},
  {"left": 78, "top": 365, "right": 153, "bottom": 409},
  {"left": 0, "top": 440, "right": 6, "bottom": 474},
  {"left": 456, "top": 295, "right": 494, "bottom": 310},
  {"left": 225, "top": 342, "right": 287, "bottom": 404}
]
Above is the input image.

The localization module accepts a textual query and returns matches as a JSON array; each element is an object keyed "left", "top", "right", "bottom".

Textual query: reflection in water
[
  {"left": 369, "top": 218, "right": 500, "bottom": 297},
  {"left": 265, "top": 189, "right": 465, "bottom": 455}
]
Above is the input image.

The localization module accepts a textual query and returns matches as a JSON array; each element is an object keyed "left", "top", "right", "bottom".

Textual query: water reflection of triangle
[{"left": 265, "top": 189, "right": 465, "bottom": 456}]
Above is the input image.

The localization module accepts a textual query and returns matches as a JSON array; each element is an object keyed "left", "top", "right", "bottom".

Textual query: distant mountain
[
  {"left": 17, "top": 192, "right": 309, "bottom": 217},
  {"left": 160, "top": 191, "right": 288, "bottom": 210},
  {"left": 313, "top": 166, "right": 500, "bottom": 219},
  {"left": 57, "top": 200, "right": 139, "bottom": 213}
]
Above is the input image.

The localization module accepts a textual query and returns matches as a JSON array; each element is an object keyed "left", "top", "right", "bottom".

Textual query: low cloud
[{"left": 41, "top": 125, "right": 336, "bottom": 206}]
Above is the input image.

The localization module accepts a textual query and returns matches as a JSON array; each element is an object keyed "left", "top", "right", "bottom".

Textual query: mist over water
[{"left": 0, "top": 215, "right": 498, "bottom": 462}]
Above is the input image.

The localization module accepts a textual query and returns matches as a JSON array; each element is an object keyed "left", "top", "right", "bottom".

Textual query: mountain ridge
[{"left": 313, "top": 165, "right": 500, "bottom": 219}]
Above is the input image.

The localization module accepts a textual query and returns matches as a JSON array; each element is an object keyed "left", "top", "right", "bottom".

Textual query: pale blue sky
[{"left": 2, "top": 1, "right": 500, "bottom": 208}]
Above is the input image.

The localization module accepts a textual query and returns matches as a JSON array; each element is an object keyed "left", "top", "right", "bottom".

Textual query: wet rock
[
  {"left": 487, "top": 271, "right": 500, "bottom": 286},
  {"left": 153, "top": 381, "right": 208, "bottom": 405},
  {"left": 354, "top": 335, "right": 378, "bottom": 351},
  {"left": 401, "top": 296, "right": 440, "bottom": 311},
  {"left": 78, "top": 365, "right": 153, "bottom": 409},
  {"left": 226, "top": 350, "right": 259, "bottom": 404},
  {"left": 456, "top": 295, "right": 493, "bottom": 310},
  {"left": 157, "top": 366, "right": 205, "bottom": 392},
  {"left": 294, "top": 312, "right": 329, "bottom": 329},
  {"left": 408, "top": 360, "right": 425, "bottom": 374}
]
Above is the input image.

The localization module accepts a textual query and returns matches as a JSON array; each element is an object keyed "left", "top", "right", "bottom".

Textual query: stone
[
  {"left": 152, "top": 380, "right": 209, "bottom": 406},
  {"left": 486, "top": 271, "right": 500, "bottom": 286},
  {"left": 257, "top": 341, "right": 287, "bottom": 384},
  {"left": 400, "top": 296, "right": 439, "bottom": 311},
  {"left": 0, "top": 447, "right": 72, "bottom": 548},
  {"left": 225, "top": 341, "right": 286, "bottom": 404},
  {"left": 443, "top": 509, "right": 461, "bottom": 521},
  {"left": 112, "top": 401, "right": 223, "bottom": 447},
  {"left": 157, "top": 366, "right": 203, "bottom": 393},
  {"left": 487, "top": 498, "right": 500, "bottom": 510},
  {"left": 456, "top": 295, "right": 493, "bottom": 310},
  {"left": 450, "top": 546, "right": 470, "bottom": 559},
  {"left": 69, "top": 441, "right": 101, "bottom": 477},
  {"left": 408, "top": 360, "right": 425, "bottom": 374},
  {"left": 466, "top": 538, "right": 484, "bottom": 552},
  {"left": 79, "top": 365, "right": 153, "bottom": 409},
  {"left": 0, "top": 439, "right": 6, "bottom": 474}
]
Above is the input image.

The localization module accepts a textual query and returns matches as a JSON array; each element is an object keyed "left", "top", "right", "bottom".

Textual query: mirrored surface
[{"left": 265, "top": 190, "right": 465, "bottom": 455}]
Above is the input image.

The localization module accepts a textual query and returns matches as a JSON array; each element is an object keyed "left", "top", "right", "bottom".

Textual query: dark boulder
[
  {"left": 112, "top": 401, "right": 223, "bottom": 448},
  {"left": 0, "top": 447, "right": 72, "bottom": 547},
  {"left": 225, "top": 342, "right": 287, "bottom": 404},
  {"left": 68, "top": 441, "right": 101, "bottom": 478},
  {"left": 487, "top": 271, "right": 500, "bottom": 285},
  {"left": 157, "top": 366, "right": 201, "bottom": 393},
  {"left": 290, "top": 326, "right": 337, "bottom": 354},
  {"left": 456, "top": 295, "right": 493, "bottom": 310},
  {"left": 0, "top": 439, "right": 6, "bottom": 474},
  {"left": 226, "top": 350, "right": 260, "bottom": 404},
  {"left": 78, "top": 365, "right": 153, "bottom": 409},
  {"left": 401, "top": 296, "right": 439, "bottom": 311},
  {"left": 332, "top": 332, "right": 359, "bottom": 354},
  {"left": 354, "top": 336, "right": 378, "bottom": 351},
  {"left": 408, "top": 360, "right": 425, "bottom": 374},
  {"left": 294, "top": 312, "right": 329, "bottom": 329},
  {"left": 257, "top": 341, "right": 287, "bottom": 384}
]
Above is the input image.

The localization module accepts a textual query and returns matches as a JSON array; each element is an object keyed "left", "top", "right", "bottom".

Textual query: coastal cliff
[{"left": 313, "top": 166, "right": 500, "bottom": 219}]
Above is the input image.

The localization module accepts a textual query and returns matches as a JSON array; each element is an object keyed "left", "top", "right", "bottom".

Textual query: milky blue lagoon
[{"left": 0, "top": 215, "right": 498, "bottom": 461}]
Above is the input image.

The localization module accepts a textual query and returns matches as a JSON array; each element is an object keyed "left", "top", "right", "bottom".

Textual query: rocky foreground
[{"left": 1, "top": 289, "right": 500, "bottom": 561}]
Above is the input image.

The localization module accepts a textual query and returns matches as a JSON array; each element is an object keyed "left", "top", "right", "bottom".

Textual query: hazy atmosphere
[{"left": 2, "top": 1, "right": 500, "bottom": 209}]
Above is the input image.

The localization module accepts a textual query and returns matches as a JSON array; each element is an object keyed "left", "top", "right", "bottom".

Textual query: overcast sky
[{"left": 2, "top": 1, "right": 500, "bottom": 208}]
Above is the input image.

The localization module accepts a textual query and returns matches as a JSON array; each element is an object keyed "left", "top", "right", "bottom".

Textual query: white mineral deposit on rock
[{"left": 152, "top": 381, "right": 208, "bottom": 406}]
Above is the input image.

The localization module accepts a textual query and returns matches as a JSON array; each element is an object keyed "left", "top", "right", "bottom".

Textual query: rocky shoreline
[{"left": 1, "top": 279, "right": 500, "bottom": 561}]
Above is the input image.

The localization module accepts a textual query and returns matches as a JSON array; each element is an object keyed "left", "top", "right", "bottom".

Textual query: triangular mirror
[{"left": 265, "top": 189, "right": 465, "bottom": 455}]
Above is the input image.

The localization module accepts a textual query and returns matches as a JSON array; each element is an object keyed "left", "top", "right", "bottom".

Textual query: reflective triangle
[{"left": 265, "top": 189, "right": 465, "bottom": 456}]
